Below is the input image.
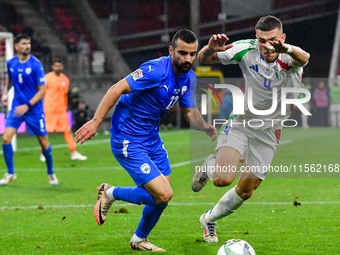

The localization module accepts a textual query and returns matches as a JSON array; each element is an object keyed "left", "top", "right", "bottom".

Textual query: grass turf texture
[{"left": 0, "top": 128, "right": 339, "bottom": 254}]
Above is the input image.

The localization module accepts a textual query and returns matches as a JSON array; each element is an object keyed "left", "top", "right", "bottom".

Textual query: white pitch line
[{"left": 1, "top": 201, "right": 340, "bottom": 210}]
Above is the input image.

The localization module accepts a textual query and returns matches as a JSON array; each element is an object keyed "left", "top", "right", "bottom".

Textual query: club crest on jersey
[
  {"left": 131, "top": 69, "right": 143, "bottom": 80},
  {"left": 25, "top": 67, "right": 32, "bottom": 74},
  {"left": 140, "top": 163, "right": 151, "bottom": 174},
  {"left": 182, "top": 86, "right": 187, "bottom": 96}
]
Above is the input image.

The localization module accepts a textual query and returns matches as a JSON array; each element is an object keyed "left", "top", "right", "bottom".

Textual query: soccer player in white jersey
[{"left": 192, "top": 16, "right": 309, "bottom": 242}]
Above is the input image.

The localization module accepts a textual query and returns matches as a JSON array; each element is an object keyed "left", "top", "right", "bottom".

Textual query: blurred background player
[
  {"left": 41, "top": 59, "right": 87, "bottom": 161},
  {"left": 192, "top": 16, "right": 309, "bottom": 242},
  {"left": 314, "top": 80, "right": 329, "bottom": 126},
  {"left": 0, "top": 34, "right": 57, "bottom": 186},
  {"left": 75, "top": 29, "right": 217, "bottom": 252},
  {"left": 329, "top": 77, "right": 340, "bottom": 127}
]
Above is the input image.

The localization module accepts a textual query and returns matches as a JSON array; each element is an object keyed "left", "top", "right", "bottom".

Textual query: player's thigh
[
  {"left": 36, "top": 135, "right": 49, "bottom": 150},
  {"left": 214, "top": 146, "right": 240, "bottom": 180},
  {"left": 111, "top": 139, "right": 164, "bottom": 187},
  {"left": 55, "top": 112, "right": 71, "bottom": 133},
  {"left": 2, "top": 127, "right": 17, "bottom": 144},
  {"left": 215, "top": 127, "right": 248, "bottom": 180}
]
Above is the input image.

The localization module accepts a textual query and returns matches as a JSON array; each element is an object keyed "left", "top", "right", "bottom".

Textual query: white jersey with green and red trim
[{"left": 217, "top": 39, "right": 304, "bottom": 129}]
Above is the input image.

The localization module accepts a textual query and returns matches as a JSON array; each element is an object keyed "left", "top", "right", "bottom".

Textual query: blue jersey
[
  {"left": 110, "top": 55, "right": 197, "bottom": 142},
  {"left": 7, "top": 55, "right": 45, "bottom": 111}
]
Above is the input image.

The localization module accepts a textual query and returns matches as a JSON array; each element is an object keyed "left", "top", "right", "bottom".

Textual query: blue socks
[
  {"left": 135, "top": 204, "right": 167, "bottom": 239},
  {"left": 112, "top": 186, "right": 168, "bottom": 239},
  {"left": 42, "top": 144, "right": 54, "bottom": 174},
  {"left": 3, "top": 143, "right": 14, "bottom": 174},
  {"left": 113, "top": 186, "right": 158, "bottom": 206}
]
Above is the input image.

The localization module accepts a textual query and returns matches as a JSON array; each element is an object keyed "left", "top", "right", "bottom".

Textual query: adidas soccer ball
[{"left": 217, "top": 239, "right": 256, "bottom": 255}]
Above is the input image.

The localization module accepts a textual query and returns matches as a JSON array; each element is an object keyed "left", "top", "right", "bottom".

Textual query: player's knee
[
  {"left": 236, "top": 188, "right": 254, "bottom": 200},
  {"left": 155, "top": 190, "right": 173, "bottom": 205},
  {"left": 212, "top": 178, "right": 234, "bottom": 187},
  {"left": 2, "top": 134, "right": 12, "bottom": 144},
  {"left": 38, "top": 137, "right": 49, "bottom": 149}
]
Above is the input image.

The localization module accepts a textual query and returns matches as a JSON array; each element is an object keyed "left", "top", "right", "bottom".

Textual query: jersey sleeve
[
  {"left": 179, "top": 73, "right": 197, "bottom": 108},
  {"left": 217, "top": 39, "right": 257, "bottom": 65},
  {"left": 125, "top": 61, "right": 162, "bottom": 91},
  {"left": 34, "top": 61, "right": 46, "bottom": 86},
  {"left": 7, "top": 61, "right": 12, "bottom": 80}
]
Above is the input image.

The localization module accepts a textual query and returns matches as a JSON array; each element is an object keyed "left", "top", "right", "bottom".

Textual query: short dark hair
[
  {"left": 255, "top": 16, "right": 283, "bottom": 32},
  {"left": 171, "top": 29, "right": 197, "bottom": 49},
  {"left": 53, "top": 57, "right": 63, "bottom": 64},
  {"left": 14, "top": 34, "right": 31, "bottom": 44}
]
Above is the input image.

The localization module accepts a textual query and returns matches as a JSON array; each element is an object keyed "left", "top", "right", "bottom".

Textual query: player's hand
[
  {"left": 75, "top": 119, "right": 100, "bottom": 145},
  {"left": 14, "top": 104, "right": 29, "bottom": 116},
  {"left": 1, "top": 94, "right": 8, "bottom": 106},
  {"left": 264, "top": 39, "right": 290, "bottom": 53},
  {"left": 203, "top": 123, "right": 217, "bottom": 142},
  {"left": 207, "top": 34, "right": 233, "bottom": 52}
]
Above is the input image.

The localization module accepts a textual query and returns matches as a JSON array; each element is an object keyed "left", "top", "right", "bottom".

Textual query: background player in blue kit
[
  {"left": 75, "top": 29, "right": 217, "bottom": 252},
  {"left": 0, "top": 34, "right": 57, "bottom": 186}
]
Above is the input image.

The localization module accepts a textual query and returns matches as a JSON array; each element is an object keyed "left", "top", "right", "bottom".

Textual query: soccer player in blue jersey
[
  {"left": 0, "top": 34, "right": 57, "bottom": 186},
  {"left": 75, "top": 29, "right": 217, "bottom": 251}
]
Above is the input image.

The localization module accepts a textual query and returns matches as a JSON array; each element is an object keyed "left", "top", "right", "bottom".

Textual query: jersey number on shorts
[
  {"left": 39, "top": 119, "right": 45, "bottom": 132},
  {"left": 166, "top": 95, "right": 179, "bottom": 110},
  {"left": 263, "top": 78, "right": 272, "bottom": 90}
]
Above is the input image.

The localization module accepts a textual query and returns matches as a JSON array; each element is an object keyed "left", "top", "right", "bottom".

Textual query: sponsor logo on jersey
[
  {"left": 131, "top": 69, "right": 143, "bottom": 80},
  {"left": 62, "top": 81, "right": 66, "bottom": 86},
  {"left": 140, "top": 163, "right": 151, "bottom": 174},
  {"left": 25, "top": 67, "right": 32, "bottom": 75},
  {"left": 182, "top": 86, "right": 187, "bottom": 96},
  {"left": 163, "top": 84, "right": 169, "bottom": 92},
  {"left": 40, "top": 77, "right": 45, "bottom": 82}
]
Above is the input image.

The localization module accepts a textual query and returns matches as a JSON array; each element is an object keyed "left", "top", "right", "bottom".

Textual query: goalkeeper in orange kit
[{"left": 41, "top": 59, "right": 87, "bottom": 161}]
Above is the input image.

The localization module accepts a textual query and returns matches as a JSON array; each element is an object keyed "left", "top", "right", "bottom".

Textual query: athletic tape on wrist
[{"left": 286, "top": 44, "right": 293, "bottom": 54}]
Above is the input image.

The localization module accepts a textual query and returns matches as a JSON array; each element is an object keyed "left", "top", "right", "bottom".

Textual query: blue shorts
[
  {"left": 111, "top": 135, "right": 171, "bottom": 186},
  {"left": 5, "top": 107, "right": 47, "bottom": 136}
]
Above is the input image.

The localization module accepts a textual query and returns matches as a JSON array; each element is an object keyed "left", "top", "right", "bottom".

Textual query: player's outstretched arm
[
  {"left": 265, "top": 39, "right": 309, "bottom": 67},
  {"left": 197, "top": 34, "right": 233, "bottom": 64},
  {"left": 182, "top": 107, "right": 217, "bottom": 142},
  {"left": 75, "top": 79, "right": 132, "bottom": 145}
]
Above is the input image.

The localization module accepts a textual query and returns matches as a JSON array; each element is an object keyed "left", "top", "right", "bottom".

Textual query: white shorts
[
  {"left": 216, "top": 117, "right": 281, "bottom": 180},
  {"left": 330, "top": 103, "right": 340, "bottom": 113}
]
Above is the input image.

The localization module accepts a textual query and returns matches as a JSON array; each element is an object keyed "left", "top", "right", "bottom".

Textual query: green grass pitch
[{"left": 0, "top": 128, "right": 339, "bottom": 254}]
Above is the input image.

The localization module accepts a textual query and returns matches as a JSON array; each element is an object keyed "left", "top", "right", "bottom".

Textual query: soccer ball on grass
[{"left": 217, "top": 239, "right": 256, "bottom": 255}]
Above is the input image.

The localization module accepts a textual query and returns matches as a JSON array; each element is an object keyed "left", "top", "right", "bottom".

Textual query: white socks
[
  {"left": 131, "top": 233, "right": 144, "bottom": 243},
  {"left": 205, "top": 186, "right": 245, "bottom": 223},
  {"left": 106, "top": 186, "right": 115, "bottom": 201}
]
